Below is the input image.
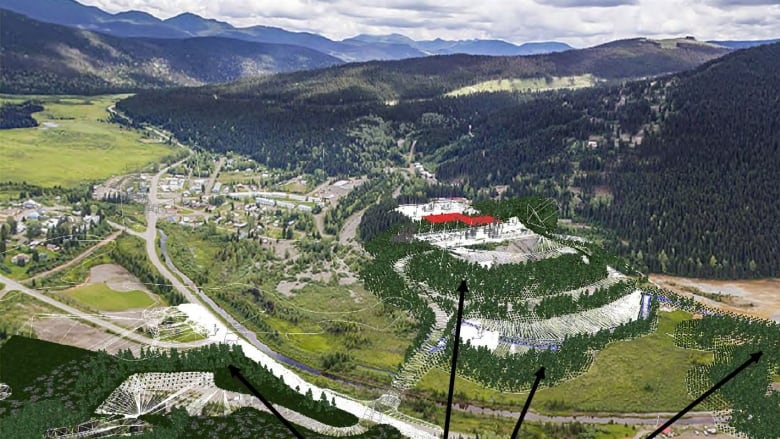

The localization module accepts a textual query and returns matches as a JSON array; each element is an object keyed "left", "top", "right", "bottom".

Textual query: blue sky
[{"left": 80, "top": 0, "right": 780, "bottom": 47}]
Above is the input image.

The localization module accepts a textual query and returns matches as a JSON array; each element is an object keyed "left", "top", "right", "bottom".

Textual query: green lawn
[
  {"left": 415, "top": 311, "right": 713, "bottom": 414},
  {"left": 534, "top": 310, "right": 713, "bottom": 412},
  {"left": 0, "top": 94, "right": 175, "bottom": 187},
  {"left": 1, "top": 254, "right": 34, "bottom": 279},
  {"left": 260, "top": 283, "right": 415, "bottom": 373},
  {"left": 61, "top": 282, "right": 158, "bottom": 311}
]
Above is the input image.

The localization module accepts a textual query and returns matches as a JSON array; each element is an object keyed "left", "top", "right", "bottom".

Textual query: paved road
[
  {"left": 0, "top": 274, "right": 209, "bottom": 349},
  {"left": 141, "top": 158, "right": 201, "bottom": 306},
  {"left": 26, "top": 231, "right": 122, "bottom": 282},
  {"left": 204, "top": 157, "right": 225, "bottom": 195}
]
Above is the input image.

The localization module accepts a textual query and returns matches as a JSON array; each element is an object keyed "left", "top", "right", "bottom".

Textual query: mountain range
[
  {"left": 0, "top": 9, "right": 340, "bottom": 94},
  {"left": 0, "top": 0, "right": 576, "bottom": 61},
  {"left": 206, "top": 37, "right": 732, "bottom": 103}
]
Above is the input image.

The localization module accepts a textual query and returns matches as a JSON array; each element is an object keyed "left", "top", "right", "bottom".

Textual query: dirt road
[
  {"left": 0, "top": 274, "right": 209, "bottom": 349},
  {"left": 26, "top": 230, "right": 122, "bottom": 282}
]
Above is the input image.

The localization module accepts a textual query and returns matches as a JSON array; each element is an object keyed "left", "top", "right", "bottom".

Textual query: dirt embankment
[
  {"left": 650, "top": 274, "right": 780, "bottom": 321},
  {"left": 88, "top": 263, "right": 151, "bottom": 293}
]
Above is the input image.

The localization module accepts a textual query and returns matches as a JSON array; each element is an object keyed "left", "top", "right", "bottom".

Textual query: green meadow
[
  {"left": 0, "top": 95, "right": 175, "bottom": 187},
  {"left": 60, "top": 282, "right": 158, "bottom": 311}
]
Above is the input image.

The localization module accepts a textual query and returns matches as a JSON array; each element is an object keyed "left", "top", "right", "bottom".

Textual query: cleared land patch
[
  {"left": 446, "top": 75, "right": 599, "bottom": 97},
  {"left": 0, "top": 95, "right": 175, "bottom": 187},
  {"left": 0, "top": 290, "right": 57, "bottom": 338},
  {"left": 651, "top": 274, "right": 780, "bottom": 321}
]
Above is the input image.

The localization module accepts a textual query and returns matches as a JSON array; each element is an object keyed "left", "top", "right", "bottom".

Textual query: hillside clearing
[
  {"left": 446, "top": 74, "right": 599, "bottom": 96},
  {"left": 414, "top": 311, "right": 713, "bottom": 413},
  {"left": 650, "top": 274, "right": 780, "bottom": 321}
]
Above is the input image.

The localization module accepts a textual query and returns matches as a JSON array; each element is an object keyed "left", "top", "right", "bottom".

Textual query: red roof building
[{"left": 422, "top": 213, "right": 499, "bottom": 226}]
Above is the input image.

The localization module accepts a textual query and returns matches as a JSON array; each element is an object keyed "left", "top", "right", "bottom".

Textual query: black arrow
[
  {"left": 511, "top": 366, "right": 545, "bottom": 439},
  {"left": 647, "top": 351, "right": 762, "bottom": 438},
  {"left": 228, "top": 365, "right": 305, "bottom": 439},
  {"left": 443, "top": 279, "right": 468, "bottom": 439}
]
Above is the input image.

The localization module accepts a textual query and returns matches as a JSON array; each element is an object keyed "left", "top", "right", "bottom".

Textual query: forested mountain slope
[
  {"left": 590, "top": 43, "right": 780, "bottom": 278},
  {"left": 0, "top": 9, "right": 340, "bottom": 94},
  {"left": 425, "top": 44, "right": 779, "bottom": 278},
  {"left": 115, "top": 36, "right": 731, "bottom": 175},
  {"left": 202, "top": 37, "right": 729, "bottom": 103},
  {"left": 430, "top": 44, "right": 780, "bottom": 278},
  {"left": 116, "top": 43, "right": 777, "bottom": 279}
]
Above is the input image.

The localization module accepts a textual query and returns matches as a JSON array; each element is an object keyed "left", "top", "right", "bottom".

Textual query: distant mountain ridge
[
  {"left": 0, "top": 0, "right": 575, "bottom": 61},
  {"left": 707, "top": 39, "right": 780, "bottom": 49},
  {"left": 345, "top": 34, "right": 574, "bottom": 56},
  {"left": 113, "top": 36, "right": 735, "bottom": 174},
  {"left": 0, "top": 9, "right": 341, "bottom": 94},
  {"left": 207, "top": 37, "right": 731, "bottom": 104}
]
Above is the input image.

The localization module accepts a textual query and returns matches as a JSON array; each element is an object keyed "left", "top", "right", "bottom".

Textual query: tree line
[{"left": 0, "top": 101, "right": 43, "bottom": 129}]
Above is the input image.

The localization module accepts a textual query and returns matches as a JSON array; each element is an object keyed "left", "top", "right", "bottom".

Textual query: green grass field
[
  {"left": 0, "top": 95, "right": 175, "bottom": 187},
  {"left": 60, "top": 282, "right": 158, "bottom": 311},
  {"left": 446, "top": 75, "right": 599, "bottom": 97},
  {"left": 415, "top": 310, "right": 713, "bottom": 414},
  {"left": 257, "top": 282, "right": 416, "bottom": 376}
]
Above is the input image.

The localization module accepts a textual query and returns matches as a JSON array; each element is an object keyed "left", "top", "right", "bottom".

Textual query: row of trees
[
  {"left": 323, "top": 173, "right": 401, "bottom": 235},
  {"left": 405, "top": 249, "right": 607, "bottom": 319},
  {"left": 534, "top": 281, "right": 635, "bottom": 319},
  {"left": 0, "top": 101, "right": 43, "bottom": 129},
  {"left": 357, "top": 196, "right": 411, "bottom": 243},
  {"left": 109, "top": 234, "right": 183, "bottom": 306}
]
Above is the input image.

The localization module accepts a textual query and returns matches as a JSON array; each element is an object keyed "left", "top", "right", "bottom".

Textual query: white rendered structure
[
  {"left": 395, "top": 200, "right": 474, "bottom": 221},
  {"left": 415, "top": 217, "right": 532, "bottom": 249},
  {"left": 96, "top": 372, "right": 214, "bottom": 418}
]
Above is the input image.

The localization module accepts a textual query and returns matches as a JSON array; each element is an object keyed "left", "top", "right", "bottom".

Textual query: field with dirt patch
[
  {"left": 650, "top": 274, "right": 780, "bottom": 321},
  {"left": 57, "top": 264, "right": 162, "bottom": 312}
]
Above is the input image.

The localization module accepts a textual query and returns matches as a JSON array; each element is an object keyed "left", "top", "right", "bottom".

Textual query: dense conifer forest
[{"left": 117, "top": 43, "right": 779, "bottom": 279}]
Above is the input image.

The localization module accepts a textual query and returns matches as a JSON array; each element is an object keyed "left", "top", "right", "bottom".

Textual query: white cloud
[{"left": 79, "top": 0, "right": 780, "bottom": 47}]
